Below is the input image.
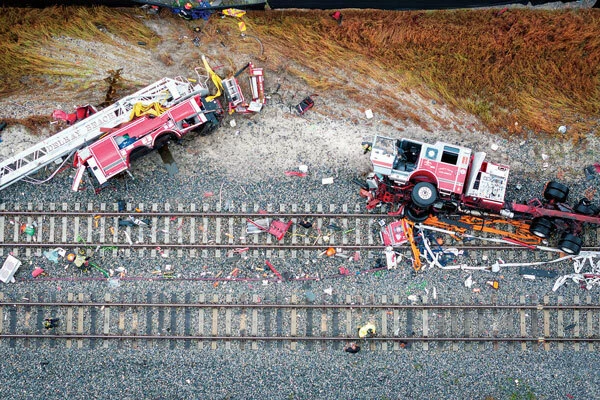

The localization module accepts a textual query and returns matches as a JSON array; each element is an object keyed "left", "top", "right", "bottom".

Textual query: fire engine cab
[
  {"left": 367, "top": 136, "right": 510, "bottom": 220},
  {"left": 363, "top": 135, "right": 600, "bottom": 255}
]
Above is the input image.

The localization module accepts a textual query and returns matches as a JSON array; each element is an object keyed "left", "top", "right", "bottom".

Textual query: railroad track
[
  {"left": 2, "top": 202, "right": 598, "bottom": 259},
  {"left": 1, "top": 202, "right": 392, "bottom": 258},
  {"left": 1, "top": 293, "right": 598, "bottom": 351}
]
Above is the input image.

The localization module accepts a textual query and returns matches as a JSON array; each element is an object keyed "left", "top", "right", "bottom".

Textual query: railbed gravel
[{"left": 2, "top": 161, "right": 599, "bottom": 398}]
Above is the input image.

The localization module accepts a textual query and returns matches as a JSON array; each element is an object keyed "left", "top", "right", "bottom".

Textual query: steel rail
[
  {"left": 1, "top": 241, "right": 598, "bottom": 252},
  {"left": 1, "top": 334, "right": 599, "bottom": 342},
  {"left": 4, "top": 302, "right": 599, "bottom": 310},
  {"left": 0, "top": 211, "right": 386, "bottom": 218}
]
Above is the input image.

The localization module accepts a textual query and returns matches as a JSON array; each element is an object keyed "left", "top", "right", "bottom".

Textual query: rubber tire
[
  {"left": 154, "top": 134, "right": 176, "bottom": 150},
  {"left": 404, "top": 206, "right": 429, "bottom": 223},
  {"left": 128, "top": 146, "right": 151, "bottom": 162},
  {"left": 196, "top": 121, "right": 219, "bottom": 136},
  {"left": 411, "top": 182, "right": 437, "bottom": 209},
  {"left": 543, "top": 181, "right": 569, "bottom": 203},
  {"left": 529, "top": 217, "right": 554, "bottom": 238},
  {"left": 558, "top": 233, "right": 582, "bottom": 255},
  {"left": 574, "top": 198, "right": 600, "bottom": 216}
]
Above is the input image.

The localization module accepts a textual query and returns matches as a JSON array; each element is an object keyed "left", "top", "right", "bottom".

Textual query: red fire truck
[{"left": 363, "top": 135, "right": 600, "bottom": 255}]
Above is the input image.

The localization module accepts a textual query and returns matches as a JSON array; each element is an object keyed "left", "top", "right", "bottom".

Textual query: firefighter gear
[{"left": 358, "top": 322, "right": 376, "bottom": 338}]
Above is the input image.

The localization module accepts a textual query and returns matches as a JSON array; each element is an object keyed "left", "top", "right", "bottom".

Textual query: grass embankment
[
  {"left": 0, "top": 6, "right": 598, "bottom": 139},
  {"left": 243, "top": 9, "right": 600, "bottom": 138},
  {"left": 0, "top": 6, "right": 159, "bottom": 95}
]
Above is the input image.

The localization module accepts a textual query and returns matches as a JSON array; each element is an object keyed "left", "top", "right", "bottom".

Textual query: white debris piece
[
  {"left": 0, "top": 255, "right": 21, "bottom": 283},
  {"left": 464, "top": 275, "right": 473, "bottom": 288},
  {"left": 365, "top": 109, "right": 373, "bottom": 119},
  {"left": 322, "top": 177, "right": 334, "bottom": 185}
]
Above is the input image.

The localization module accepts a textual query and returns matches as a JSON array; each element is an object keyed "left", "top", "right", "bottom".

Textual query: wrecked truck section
[
  {"left": 362, "top": 134, "right": 600, "bottom": 256},
  {"left": 0, "top": 58, "right": 266, "bottom": 193}
]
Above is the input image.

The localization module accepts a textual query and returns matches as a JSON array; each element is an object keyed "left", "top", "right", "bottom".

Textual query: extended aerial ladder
[{"left": 0, "top": 76, "right": 209, "bottom": 191}]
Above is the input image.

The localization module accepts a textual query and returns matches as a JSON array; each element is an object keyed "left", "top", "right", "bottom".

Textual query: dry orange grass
[
  {"left": 241, "top": 9, "right": 600, "bottom": 138},
  {"left": 1, "top": 6, "right": 599, "bottom": 140}
]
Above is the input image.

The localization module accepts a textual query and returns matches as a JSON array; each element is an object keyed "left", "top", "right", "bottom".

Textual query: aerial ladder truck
[{"left": 0, "top": 74, "right": 210, "bottom": 191}]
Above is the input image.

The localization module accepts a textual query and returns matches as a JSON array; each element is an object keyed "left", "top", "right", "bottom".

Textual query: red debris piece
[
  {"left": 330, "top": 11, "right": 343, "bottom": 25},
  {"left": 32, "top": 268, "right": 45, "bottom": 278},
  {"left": 284, "top": 171, "right": 307, "bottom": 177},
  {"left": 339, "top": 266, "right": 350, "bottom": 275},
  {"left": 267, "top": 220, "right": 293, "bottom": 241},
  {"left": 265, "top": 260, "right": 283, "bottom": 280},
  {"left": 203, "top": 192, "right": 214, "bottom": 198}
]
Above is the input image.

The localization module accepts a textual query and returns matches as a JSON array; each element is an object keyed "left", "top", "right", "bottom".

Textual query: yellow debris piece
[
  {"left": 222, "top": 8, "right": 246, "bottom": 18},
  {"left": 202, "top": 55, "right": 223, "bottom": 102},
  {"left": 129, "top": 102, "right": 167, "bottom": 120}
]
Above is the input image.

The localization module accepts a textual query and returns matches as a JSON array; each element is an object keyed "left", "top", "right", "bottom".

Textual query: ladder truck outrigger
[{"left": 362, "top": 135, "right": 600, "bottom": 255}]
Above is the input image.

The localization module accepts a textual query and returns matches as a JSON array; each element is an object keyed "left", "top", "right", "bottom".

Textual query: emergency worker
[
  {"left": 358, "top": 322, "right": 376, "bottom": 339},
  {"left": 44, "top": 318, "right": 59, "bottom": 330}
]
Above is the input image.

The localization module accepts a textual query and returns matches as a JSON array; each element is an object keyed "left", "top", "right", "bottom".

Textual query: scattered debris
[
  {"left": 384, "top": 246, "right": 398, "bottom": 269},
  {"left": 330, "top": 10, "right": 343, "bottom": 26},
  {"left": 265, "top": 260, "right": 283, "bottom": 280},
  {"left": 246, "top": 218, "right": 291, "bottom": 240},
  {"left": 0, "top": 255, "right": 21, "bottom": 283},
  {"left": 43, "top": 250, "right": 59, "bottom": 263},
  {"left": 32, "top": 267, "right": 46, "bottom": 278},
  {"left": 519, "top": 267, "right": 558, "bottom": 279},
  {"left": 464, "top": 275, "right": 473, "bottom": 288},
  {"left": 285, "top": 171, "right": 307, "bottom": 177},
  {"left": 295, "top": 96, "right": 315, "bottom": 115},
  {"left": 486, "top": 280, "right": 499, "bottom": 290}
]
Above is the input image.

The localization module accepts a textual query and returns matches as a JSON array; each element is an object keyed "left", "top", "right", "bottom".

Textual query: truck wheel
[
  {"left": 411, "top": 182, "right": 437, "bottom": 209},
  {"left": 543, "top": 181, "right": 569, "bottom": 203},
  {"left": 574, "top": 198, "right": 600, "bottom": 216},
  {"left": 558, "top": 233, "right": 582, "bottom": 255},
  {"left": 529, "top": 217, "right": 554, "bottom": 238},
  {"left": 405, "top": 206, "right": 429, "bottom": 223},
  {"left": 154, "top": 134, "right": 176, "bottom": 149}
]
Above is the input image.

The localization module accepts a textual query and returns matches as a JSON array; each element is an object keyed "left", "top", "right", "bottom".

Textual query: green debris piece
[{"left": 89, "top": 262, "right": 109, "bottom": 278}]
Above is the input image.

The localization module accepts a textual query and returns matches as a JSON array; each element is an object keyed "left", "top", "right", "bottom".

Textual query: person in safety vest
[{"left": 358, "top": 322, "right": 376, "bottom": 338}]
